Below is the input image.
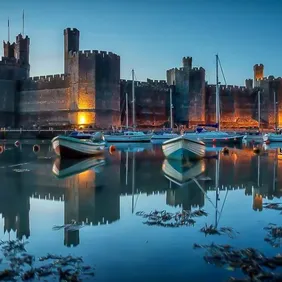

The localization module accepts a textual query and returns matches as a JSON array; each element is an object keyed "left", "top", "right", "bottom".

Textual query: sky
[{"left": 0, "top": 0, "right": 281, "bottom": 85}]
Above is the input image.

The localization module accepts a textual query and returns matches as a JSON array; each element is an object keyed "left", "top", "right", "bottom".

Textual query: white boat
[
  {"left": 263, "top": 133, "right": 282, "bottom": 143},
  {"left": 105, "top": 131, "right": 152, "bottom": 142},
  {"left": 68, "top": 131, "right": 96, "bottom": 139},
  {"left": 151, "top": 132, "right": 179, "bottom": 140},
  {"left": 162, "top": 136, "right": 206, "bottom": 161},
  {"left": 52, "top": 157, "right": 105, "bottom": 178},
  {"left": 52, "top": 133, "right": 105, "bottom": 158},
  {"left": 162, "top": 158, "right": 205, "bottom": 186},
  {"left": 184, "top": 130, "right": 244, "bottom": 144}
]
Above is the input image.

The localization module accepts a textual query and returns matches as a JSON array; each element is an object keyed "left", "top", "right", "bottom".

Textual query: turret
[
  {"left": 3, "top": 41, "right": 16, "bottom": 58},
  {"left": 253, "top": 64, "right": 264, "bottom": 88},
  {"left": 64, "top": 28, "right": 80, "bottom": 74},
  {"left": 15, "top": 34, "right": 30, "bottom": 78},
  {"left": 182, "top": 56, "right": 192, "bottom": 70}
]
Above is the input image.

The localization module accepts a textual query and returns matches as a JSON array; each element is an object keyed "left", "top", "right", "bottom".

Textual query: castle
[{"left": 0, "top": 27, "right": 281, "bottom": 129}]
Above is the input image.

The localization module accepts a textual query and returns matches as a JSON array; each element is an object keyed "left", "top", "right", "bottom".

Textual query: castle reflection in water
[{"left": 0, "top": 143, "right": 281, "bottom": 247}]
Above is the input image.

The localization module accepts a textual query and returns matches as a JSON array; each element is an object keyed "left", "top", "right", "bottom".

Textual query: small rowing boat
[
  {"left": 162, "top": 136, "right": 206, "bottom": 161},
  {"left": 52, "top": 132, "right": 105, "bottom": 158}
]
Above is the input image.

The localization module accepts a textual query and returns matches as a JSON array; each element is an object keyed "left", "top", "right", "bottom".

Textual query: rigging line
[
  {"left": 217, "top": 188, "right": 228, "bottom": 226},
  {"left": 192, "top": 178, "right": 220, "bottom": 214},
  {"left": 218, "top": 56, "right": 227, "bottom": 86}
]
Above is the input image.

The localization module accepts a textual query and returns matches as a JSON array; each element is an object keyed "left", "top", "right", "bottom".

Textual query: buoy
[
  {"left": 14, "top": 140, "right": 20, "bottom": 147},
  {"left": 222, "top": 147, "right": 229, "bottom": 155},
  {"left": 109, "top": 145, "right": 116, "bottom": 154},
  {"left": 253, "top": 146, "right": 260, "bottom": 154},
  {"left": 33, "top": 144, "right": 40, "bottom": 153},
  {"left": 0, "top": 145, "right": 3, "bottom": 154}
]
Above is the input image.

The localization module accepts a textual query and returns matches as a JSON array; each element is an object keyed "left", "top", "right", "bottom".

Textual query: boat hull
[
  {"left": 52, "top": 136, "right": 105, "bottom": 158},
  {"left": 184, "top": 132, "right": 244, "bottom": 145},
  {"left": 105, "top": 134, "right": 152, "bottom": 142},
  {"left": 151, "top": 133, "right": 179, "bottom": 140},
  {"left": 263, "top": 134, "right": 282, "bottom": 142},
  {"left": 162, "top": 136, "right": 206, "bottom": 161}
]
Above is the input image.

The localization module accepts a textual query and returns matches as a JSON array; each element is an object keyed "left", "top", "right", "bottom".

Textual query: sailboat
[
  {"left": 104, "top": 69, "right": 153, "bottom": 143},
  {"left": 184, "top": 55, "right": 244, "bottom": 145},
  {"left": 151, "top": 87, "right": 179, "bottom": 141},
  {"left": 263, "top": 90, "right": 282, "bottom": 142}
]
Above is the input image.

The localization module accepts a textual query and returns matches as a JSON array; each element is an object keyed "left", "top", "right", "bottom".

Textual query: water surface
[{"left": 0, "top": 140, "right": 281, "bottom": 281}]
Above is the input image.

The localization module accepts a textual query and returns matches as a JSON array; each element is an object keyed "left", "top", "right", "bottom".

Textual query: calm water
[{"left": 0, "top": 140, "right": 282, "bottom": 281}]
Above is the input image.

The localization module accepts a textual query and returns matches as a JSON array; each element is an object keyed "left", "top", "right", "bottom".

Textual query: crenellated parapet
[
  {"left": 0, "top": 56, "right": 20, "bottom": 66},
  {"left": 20, "top": 74, "right": 70, "bottom": 91},
  {"left": 67, "top": 49, "right": 120, "bottom": 60}
]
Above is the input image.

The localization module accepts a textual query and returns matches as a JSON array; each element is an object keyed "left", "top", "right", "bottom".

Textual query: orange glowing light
[{"left": 79, "top": 115, "right": 86, "bottom": 124}]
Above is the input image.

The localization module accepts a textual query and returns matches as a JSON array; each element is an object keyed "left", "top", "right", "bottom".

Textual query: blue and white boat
[
  {"left": 151, "top": 131, "right": 179, "bottom": 140},
  {"left": 162, "top": 136, "right": 206, "bottom": 161}
]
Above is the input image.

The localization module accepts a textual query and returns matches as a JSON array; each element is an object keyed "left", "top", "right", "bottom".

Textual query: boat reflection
[
  {"left": 162, "top": 159, "right": 205, "bottom": 187},
  {"left": 52, "top": 157, "right": 105, "bottom": 179}
]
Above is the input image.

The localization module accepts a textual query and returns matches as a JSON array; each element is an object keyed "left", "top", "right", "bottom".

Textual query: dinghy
[
  {"left": 162, "top": 136, "right": 206, "bottom": 161},
  {"left": 52, "top": 132, "right": 105, "bottom": 158}
]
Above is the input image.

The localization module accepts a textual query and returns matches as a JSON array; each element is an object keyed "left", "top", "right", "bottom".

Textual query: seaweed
[
  {"left": 200, "top": 224, "right": 239, "bottom": 238},
  {"left": 194, "top": 243, "right": 282, "bottom": 281},
  {"left": 136, "top": 209, "right": 208, "bottom": 228},
  {"left": 0, "top": 240, "right": 95, "bottom": 281}
]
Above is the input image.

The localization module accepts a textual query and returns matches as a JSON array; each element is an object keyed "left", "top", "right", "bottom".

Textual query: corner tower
[
  {"left": 15, "top": 34, "right": 30, "bottom": 78},
  {"left": 64, "top": 28, "right": 80, "bottom": 74}
]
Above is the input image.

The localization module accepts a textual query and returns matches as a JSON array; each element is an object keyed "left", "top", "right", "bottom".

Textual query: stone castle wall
[
  {"left": 17, "top": 74, "right": 71, "bottom": 127},
  {"left": 120, "top": 79, "right": 169, "bottom": 127}
]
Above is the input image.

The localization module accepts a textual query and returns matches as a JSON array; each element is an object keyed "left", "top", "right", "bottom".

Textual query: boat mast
[
  {"left": 132, "top": 69, "right": 135, "bottom": 129},
  {"left": 170, "top": 87, "right": 173, "bottom": 129},
  {"left": 132, "top": 151, "right": 135, "bottom": 214},
  {"left": 215, "top": 152, "right": 220, "bottom": 228},
  {"left": 258, "top": 88, "right": 261, "bottom": 130},
  {"left": 215, "top": 54, "right": 220, "bottom": 131},
  {"left": 126, "top": 92, "right": 129, "bottom": 129},
  {"left": 274, "top": 90, "right": 277, "bottom": 132}
]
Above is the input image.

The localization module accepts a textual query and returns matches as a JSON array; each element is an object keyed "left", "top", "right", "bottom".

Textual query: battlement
[
  {"left": 260, "top": 76, "right": 282, "bottom": 81},
  {"left": 253, "top": 64, "right": 264, "bottom": 70},
  {"left": 27, "top": 74, "right": 69, "bottom": 82},
  {"left": 16, "top": 34, "right": 30, "bottom": 43},
  {"left": 64, "top": 28, "right": 79, "bottom": 34},
  {"left": 191, "top": 67, "right": 205, "bottom": 72},
  {"left": 207, "top": 84, "right": 246, "bottom": 91},
  {"left": 0, "top": 56, "right": 20, "bottom": 65},
  {"left": 21, "top": 74, "right": 70, "bottom": 91},
  {"left": 69, "top": 50, "right": 120, "bottom": 59}
]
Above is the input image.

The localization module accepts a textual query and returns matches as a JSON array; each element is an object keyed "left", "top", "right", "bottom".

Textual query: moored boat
[
  {"left": 162, "top": 136, "right": 206, "bottom": 161},
  {"left": 162, "top": 158, "right": 205, "bottom": 186},
  {"left": 68, "top": 131, "right": 96, "bottom": 139},
  {"left": 52, "top": 132, "right": 106, "bottom": 158},
  {"left": 151, "top": 132, "right": 179, "bottom": 140},
  {"left": 263, "top": 133, "right": 282, "bottom": 143},
  {"left": 104, "top": 131, "right": 152, "bottom": 142},
  {"left": 52, "top": 156, "right": 105, "bottom": 178}
]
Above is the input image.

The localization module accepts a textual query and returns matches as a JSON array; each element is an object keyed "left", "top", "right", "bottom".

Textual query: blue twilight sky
[{"left": 0, "top": 0, "right": 281, "bottom": 85}]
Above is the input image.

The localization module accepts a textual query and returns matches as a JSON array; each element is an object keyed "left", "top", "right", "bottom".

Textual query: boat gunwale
[
  {"left": 51, "top": 135, "right": 106, "bottom": 146},
  {"left": 162, "top": 136, "right": 205, "bottom": 146}
]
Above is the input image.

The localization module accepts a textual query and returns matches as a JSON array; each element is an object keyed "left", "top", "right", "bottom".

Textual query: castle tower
[
  {"left": 3, "top": 41, "right": 16, "bottom": 58},
  {"left": 15, "top": 34, "right": 30, "bottom": 78},
  {"left": 182, "top": 56, "right": 192, "bottom": 70},
  {"left": 253, "top": 64, "right": 264, "bottom": 88},
  {"left": 64, "top": 28, "right": 80, "bottom": 74}
]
